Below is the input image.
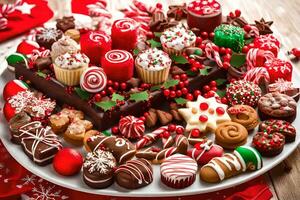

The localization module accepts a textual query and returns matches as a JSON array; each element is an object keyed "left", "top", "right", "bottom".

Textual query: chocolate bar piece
[{"left": 15, "top": 63, "right": 226, "bottom": 131}]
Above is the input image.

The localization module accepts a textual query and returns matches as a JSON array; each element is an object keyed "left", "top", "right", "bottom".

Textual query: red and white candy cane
[
  {"left": 246, "top": 48, "right": 275, "bottom": 70},
  {"left": 0, "top": 17, "right": 8, "bottom": 30},
  {"left": 155, "top": 146, "right": 177, "bottom": 161},
  {"left": 135, "top": 126, "right": 168, "bottom": 149},
  {"left": 87, "top": 0, "right": 112, "bottom": 18},
  {"left": 247, "top": 25, "right": 260, "bottom": 38},
  {"left": 0, "top": 0, "right": 22, "bottom": 30},
  {"left": 132, "top": 0, "right": 158, "bottom": 14},
  {"left": 243, "top": 67, "right": 270, "bottom": 84},
  {"left": 30, "top": 49, "right": 50, "bottom": 62},
  {"left": 205, "top": 42, "right": 223, "bottom": 68}
]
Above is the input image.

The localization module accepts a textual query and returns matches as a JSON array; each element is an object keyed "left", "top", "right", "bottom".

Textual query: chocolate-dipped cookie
[
  {"left": 19, "top": 122, "right": 62, "bottom": 165},
  {"left": 83, "top": 149, "right": 116, "bottom": 189},
  {"left": 9, "top": 111, "right": 31, "bottom": 144},
  {"left": 259, "top": 119, "right": 296, "bottom": 142},
  {"left": 252, "top": 131, "right": 285, "bottom": 157},
  {"left": 35, "top": 28, "right": 63, "bottom": 49},
  {"left": 86, "top": 135, "right": 136, "bottom": 164},
  {"left": 115, "top": 158, "right": 153, "bottom": 189},
  {"left": 258, "top": 92, "right": 297, "bottom": 123}
]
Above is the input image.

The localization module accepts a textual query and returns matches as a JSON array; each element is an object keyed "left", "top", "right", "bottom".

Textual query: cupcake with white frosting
[
  {"left": 51, "top": 36, "right": 79, "bottom": 61},
  {"left": 135, "top": 48, "right": 172, "bottom": 84},
  {"left": 54, "top": 52, "right": 89, "bottom": 86},
  {"left": 160, "top": 24, "right": 196, "bottom": 55}
]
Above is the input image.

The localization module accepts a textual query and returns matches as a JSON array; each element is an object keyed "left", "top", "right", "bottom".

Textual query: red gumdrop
[{"left": 53, "top": 148, "right": 83, "bottom": 176}]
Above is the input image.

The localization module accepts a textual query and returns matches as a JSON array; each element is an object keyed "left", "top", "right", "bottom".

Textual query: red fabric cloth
[
  {"left": 0, "top": 0, "right": 53, "bottom": 43},
  {"left": 71, "top": 0, "right": 99, "bottom": 15},
  {"left": 0, "top": 140, "right": 272, "bottom": 200}
]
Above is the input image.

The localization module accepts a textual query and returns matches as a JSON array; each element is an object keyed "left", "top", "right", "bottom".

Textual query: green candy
[
  {"left": 6, "top": 53, "right": 28, "bottom": 72},
  {"left": 234, "top": 146, "right": 263, "bottom": 171},
  {"left": 214, "top": 24, "right": 245, "bottom": 52}
]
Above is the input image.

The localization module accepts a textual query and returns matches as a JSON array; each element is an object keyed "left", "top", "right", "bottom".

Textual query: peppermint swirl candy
[
  {"left": 114, "top": 18, "right": 138, "bottom": 32},
  {"left": 80, "top": 66, "right": 107, "bottom": 93},
  {"left": 89, "top": 31, "right": 110, "bottom": 43},
  {"left": 104, "top": 49, "right": 132, "bottom": 64},
  {"left": 119, "top": 115, "right": 145, "bottom": 139}
]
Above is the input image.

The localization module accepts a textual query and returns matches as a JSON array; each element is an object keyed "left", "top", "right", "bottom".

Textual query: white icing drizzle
[
  {"left": 105, "top": 50, "right": 132, "bottom": 64},
  {"left": 83, "top": 174, "right": 113, "bottom": 184},
  {"left": 55, "top": 52, "right": 90, "bottom": 69},
  {"left": 136, "top": 48, "right": 171, "bottom": 71},
  {"left": 160, "top": 154, "right": 197, "bottom": 183},
  {"left": 89, "top": 31, "right": 110, "bottom": 43},
  {"left": 36, "top": 28, "right": 61, "bottom": 41},
  {"left": 84, "top": 149, "right": 116, "bottom": 174},
  {"left": 114, "top": 18, "right": 138, "bottom": 32}
]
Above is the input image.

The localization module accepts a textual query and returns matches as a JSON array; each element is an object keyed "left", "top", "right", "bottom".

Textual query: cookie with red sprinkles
[
  {"left": 252, "top": 131, "right": 285, "bottom": 157},
  {"left": 226, "top": 80, "right": 262, "bottom": 107},
  {"left": 259, "top": 119, "right": 296, "bottom": 142}
]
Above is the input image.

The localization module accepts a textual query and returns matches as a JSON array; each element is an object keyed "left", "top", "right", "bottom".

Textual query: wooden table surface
[{"left": 1, "top": 0, "right": 300, "bottom": 199}]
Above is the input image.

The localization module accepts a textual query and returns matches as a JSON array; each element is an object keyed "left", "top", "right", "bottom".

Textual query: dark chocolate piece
[
  {"left": 56, "top": 16, "right": 75, "bottom": 32},
  {"left": 35, "top": 28, "right": 63, "bottom": 49},
  {"left": 83, "top": 149, "right": 116, "bottom": 189},
  {"left": 253, "top": 18, "right": 273, "bottom": 35},
  {"left": 15, "top": 62, "right": 226, "bottom": 131},
  {"left": 8, "top": 111, "right": 31, "bottom": 144},
  {"left": 167, "top": 4, "right": 188, "bottom": 21},
  {"left": 34, "top": 57, "right": 52, "bottom": 70},
  {"left": 115, "top": 158, "right": 153, "bottom": 189}
]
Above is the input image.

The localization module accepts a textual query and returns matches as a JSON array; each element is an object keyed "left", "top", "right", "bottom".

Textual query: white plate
[{"left": 1, "top": 65, "right": 300, "bottom": 197}]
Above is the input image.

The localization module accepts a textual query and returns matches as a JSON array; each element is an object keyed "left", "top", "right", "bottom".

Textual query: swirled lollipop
[{"left": 80, "top": 66, "right": 107, "bottom": 93}]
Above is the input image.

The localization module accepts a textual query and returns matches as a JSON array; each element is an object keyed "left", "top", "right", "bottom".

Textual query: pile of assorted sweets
[{"left": 2, "top": 0, "right": 298, "bottom": 190}]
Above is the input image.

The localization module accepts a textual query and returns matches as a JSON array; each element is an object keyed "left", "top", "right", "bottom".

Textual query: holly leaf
[
  {"left": 111, "top": 93, "right": 125, "bottom": 101},
  {"left": 74, "top": 87, "right": 91, "bottom": 100},
  {"left": 174, "top": 97, "right": 187, "bottom": 105},
  {"left": 154, "top": 32, "right": 162, "bottom": 37},
  {"left": 129, "top": 91, "right": 149, "bottom": 102},
  {"left": 170, "top": 54, "right": 189, "bottom": 64},
  {"left": 199, "top": 66, "right": 212, "bottom": 76},
  {"left": 215, "top": 78, "right": 227, "bottom": 86},
  {"left": 163, "top": 79, "right": 179, "bottom": 89},
  {"left": 245, "top": 38, "right": 254, "bottom": 45},
  {"left": 36, "top": 71, "right": 47, "bottom": 78},
  {"left": 94, "top": 100, "right": 117, "bottom": 112},
  {"left": 216, "top": 89, "right": 226, "bottom": 98},
  {"left": 150, "top": 85, "right": 161, "bottom": 92},
  {"left": 133, "top": 48, "right": 140, "bottom": 55},
  {"left": 147, "top": 39, "right": 162, "bottom": 48},
  {"left": 186, "top": 69, "right": 198, "bottom": 76},
  {"left": 230, "top": 53, "right": 246, "bottom": 68}
]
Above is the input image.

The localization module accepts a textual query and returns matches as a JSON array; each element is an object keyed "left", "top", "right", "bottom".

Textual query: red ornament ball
[{"left": 53, "top": 148, "right": 83, "bottom": 176}]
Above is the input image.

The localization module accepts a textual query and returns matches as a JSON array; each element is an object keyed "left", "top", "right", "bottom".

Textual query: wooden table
[{"left": 1, "top": 0, "right": 300, "bottom": 199}]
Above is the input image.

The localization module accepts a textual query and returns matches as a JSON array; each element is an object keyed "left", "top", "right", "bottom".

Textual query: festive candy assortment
[{"left": 2, "top": 0, "right": 299, "bottom": 190}]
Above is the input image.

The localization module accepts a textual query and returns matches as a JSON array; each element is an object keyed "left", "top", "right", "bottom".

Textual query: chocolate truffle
[{"left": 9, "top": 111, "right": 31, "bottom": 144}]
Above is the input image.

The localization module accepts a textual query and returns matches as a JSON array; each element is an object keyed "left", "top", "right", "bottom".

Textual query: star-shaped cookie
[{"left": 178, "top": 95, "right": 231, "bottom": 132}]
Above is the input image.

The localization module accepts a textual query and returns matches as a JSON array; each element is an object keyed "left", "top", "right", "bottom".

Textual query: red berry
[
  {"left": 139, "top": 116, "right": 146, "bottom": 121},
  {"left": 163, "top": 131, "right": 171, "bottom": 138},
  {"left": 53, "top": 148, "right": 83, "bottom": 176},
  {"left": 229, "top": 12, "right": 235, "bottom": 18},
  {"left": 199, "top": 114, "right": 208, "bottom": 122},
  {"left": 120, "top": 82, "right": 127, "bottom": 90},
  {"left": 199, "top": 43, "right": 206, "bottom": 49},
  {"left": 219, "top": 47, "right": 226, "bottom": 55},
  {"left": 94, "top": 93, "right": 101, "bottom": 102},
  {"left": 112, "top": 126, "right": 119, "bottom": 134},
  {"left": 196, "top": 37, "right": 202, "bottom": 44},
  {"left": 242, "top": 45, "right": 249, "bottom": 53},
  {"left": 107, "top": 80, "right": 113, "bottom": 86},
  {"left": 222, "top": 62, "right": 231, "bottom": 70},
  {"left": 176, "top": 90, "right": 182, "bottom": 97},
  {"left": 174, "top": 75, "right": 180, "bottom": 80},
  {"left": 191, "top": 66, "right": 198, "bottom": 72},
  {"left": 186, "top": 93, "right": 194, "bottom": 101},
  {"left": 235, "top": 9, "right": 241, "bottom": 17},
  {"left": 243, "top": 24, "right": 252, "bottom": 32},
  {"left": 209, "top": 32, "right": 215, "bottom": 39},
  {"left": 156, "top": 3, "right": 163, "bottom": 9},
  {"left": 189, "top": 58, "right": 195, "bottom": 64},
  {"left": 210, "top": 80, "right": 217, "bottom": 87},
  {"left": 100, "top": 90, "right": 107, "bottom": 97},
  {"left": 216, "top": 107, "right": 225, "bottom": 115},
  {"left": 163, "top": 89, "right": 170, "bottom": 97},
  {"left": 181, "top": 87, "right": 188, "bottom": 95},
  {"left": 248, "top": 43, "right": 255, "bottom": 48},
  {"left": 178, "top": 81, "right": 185, "bottom": 88},
  {"left": 201, "top": 32, "right": 208, "bottom": 39},
  {"left": 168, "top": 124, "right": 176, "bottom": 132},
  {"left": 176, "top": 126, "right": 184, "bottom": 135},
  {"left": 192, "top": 61, "right": 201, "bottom": 68},
  {"left": 200, "top": 102, "right": 209, "bottom": 110},
  {"left": 225, "top": 48, "right": 232, "bottom": 55},
  {"left": 113, "top": 82, "right": 119, "bottom": 90},
  {"left": 203, "top": 85, "right": 211, "bottom": 92},
  {"left": 191, "top": 129, "right": 201, "bottom": 138},
  {"left": 184, "top": 80, "right": 189, "bottom": 86},
  {"left": 221, "top": 97, "right": 228, "bottom": 104},
  {"left": 223, "top": 54, "right": 231, "bottom": 62},
  {"left": 170, "top": 90, "right": 176, "bottom": 98},
  {"left": 203, "top": 93, "right": 208, "bottom": 98},
  {"left": 207, "top": 90, "right": 215, "bottom": 97},
  {"left": 211, "top": 87, "right": 218, "bottom": 91},
  {"left": 180, "top": 74, "right": 188, "bottom": 81},
  {"left": 107, "top": 86, "right": 114, "bottom": 94},
  {"left": 193, "top": 90, "right": 201, "bottom": 98},
  {"left": 143, "top": 112, "right": 149, "bottom": 117},
  {"left": 212, "top": 45, "right": 219, "bottom": 52}
]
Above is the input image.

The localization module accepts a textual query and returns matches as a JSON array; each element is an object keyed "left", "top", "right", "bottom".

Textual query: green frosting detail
[
  {"left": 6, "top": 53, "right": 28, "bottom": 67},
  {"left": 235, "top": 146, "right": 262, "bottom": 170},
  {"left": 214, "top": 24, "right": 245, "bottom": 52}
]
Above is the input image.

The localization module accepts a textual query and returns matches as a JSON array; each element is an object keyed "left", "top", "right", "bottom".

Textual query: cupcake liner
[
  {"left": 53, "top": 64, "right": 87, "bottom": 86},
  {"left": 135, "top": 62, "right": 170, "bottom": 85},
  {"left": 162, "top": 41, "right": 196, "bottom": 56},
  {"left": 161, "top": 173, "right": 196, "bottom": 189}
]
